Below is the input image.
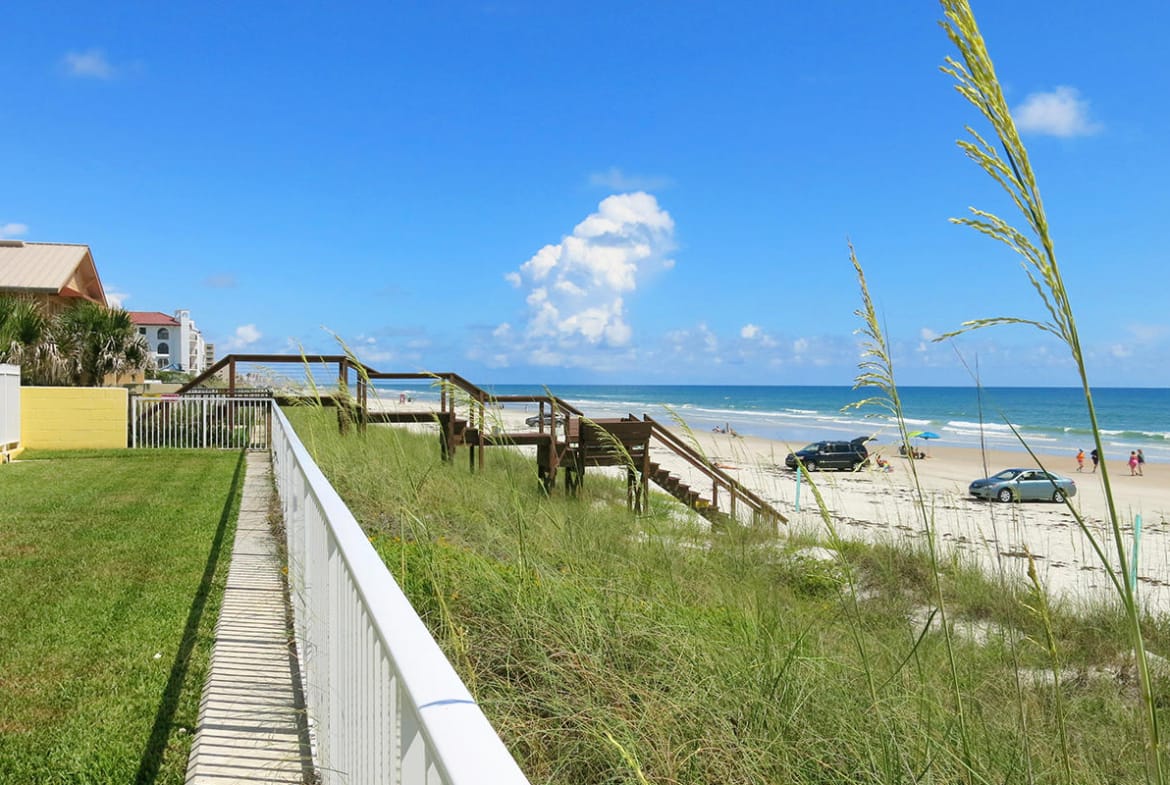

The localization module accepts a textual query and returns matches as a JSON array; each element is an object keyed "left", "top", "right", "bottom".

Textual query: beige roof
[{"left": 0, "top": 240, "right": 107, "bottom": 305}]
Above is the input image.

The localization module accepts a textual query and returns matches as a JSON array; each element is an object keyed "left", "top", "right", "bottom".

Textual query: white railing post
[
  {"left": 130, "top": 396, "right": 138, "bottom": 449},
  {"left": 126, "top": 393, "right": 272, "bottom": 451}
]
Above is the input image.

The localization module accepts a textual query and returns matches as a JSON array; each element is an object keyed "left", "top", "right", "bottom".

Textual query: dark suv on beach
[{"left": 784, "top": 437, "right": 870, "bottom": 472}]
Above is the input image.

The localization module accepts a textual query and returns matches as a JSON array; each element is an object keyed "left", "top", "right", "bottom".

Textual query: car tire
[
  {"left": 804, "top": 460, "right": 818, "bottom": 472},
  {"left": 1052, "top": 489, "right": 1066, "bottom": 503},
  {"left": 997, "top": 488, "right": 1014, "bottom": 503},
  {"left": 850, "top": 460, "right": 862, "bottom": 472}
]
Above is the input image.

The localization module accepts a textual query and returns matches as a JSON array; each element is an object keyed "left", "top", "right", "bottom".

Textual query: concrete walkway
[{"left": 186, "top": 451, "right": 312, "bottom": 784}]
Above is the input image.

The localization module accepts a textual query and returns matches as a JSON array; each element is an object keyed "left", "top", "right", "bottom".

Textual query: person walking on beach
[
  {"left": 1137, "top": 449, "right": 1146, "bottom": 476},
  {"left": 1076, "top": 449, "right": 1085, "bottom": 472},
  {"left": 1091, "top": 448, "right": 1099, "bottom": 472},
  {"left": 1129, "top": 451, "right": 1139, "bottom": 476}
]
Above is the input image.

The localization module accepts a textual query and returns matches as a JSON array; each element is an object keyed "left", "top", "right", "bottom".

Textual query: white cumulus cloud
[
  {"left": 104, "top": 287, "right": 130, "bottom": 308},
  {"left": 224, "top": 324, "right": 262, "bottom": 350},
  {"left": 0, "top": 223, "right": 28, "bottom": 238},
  {"left": 1013, "top": 86, "right": 1102, "bottom": 137},
  {"left": 499, "top": 192, "right": 675, "bottom": 363},
  {"left": 741, "top": 324, "right": 761, "bottom": 339}
]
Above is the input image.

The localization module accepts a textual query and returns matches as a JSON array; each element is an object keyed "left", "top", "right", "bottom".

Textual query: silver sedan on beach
[{"left": 968, "top": 468, "right": 1077, "bottom": 503}]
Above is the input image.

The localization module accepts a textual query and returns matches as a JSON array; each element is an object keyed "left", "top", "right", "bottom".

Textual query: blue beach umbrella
[{"left": 907, "top": 431, "right": 940, "bottom": 456}]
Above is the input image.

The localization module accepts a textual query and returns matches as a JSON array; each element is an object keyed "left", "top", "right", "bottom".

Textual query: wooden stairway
[
  {"left": 637, "top": 415, "right": 786, "bottom": 530},
  {"left": 645, "top": 459, "right": 727, "bottom": 524},
  {"left": 175, "top": 354, "right": 785, "bottom": 529}
]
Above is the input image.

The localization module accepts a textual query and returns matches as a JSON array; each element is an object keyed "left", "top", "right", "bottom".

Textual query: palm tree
[
  {"left": 53, "top": 301, "right": 149, "bottom": 386},
  {"left": 0, "top": 296, "right": 149, "bottom": 386},
  {"left": 0, "top": 295, "right": 64, "bottom": 385}
]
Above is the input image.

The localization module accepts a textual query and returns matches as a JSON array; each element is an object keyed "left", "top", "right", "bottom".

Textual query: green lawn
[{"left": 0, "top": 449, "right": 245, "bottom": 785}]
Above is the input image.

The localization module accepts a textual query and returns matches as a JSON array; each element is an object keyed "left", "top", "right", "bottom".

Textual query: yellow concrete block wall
[{"left": 21, "top": 387, "right": 128, "bottom": 450}]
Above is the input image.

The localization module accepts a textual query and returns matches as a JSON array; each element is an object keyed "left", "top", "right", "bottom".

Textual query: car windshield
[
  {"left": 991, "top": 469, "right": 1024, "bottom": 481},
  {"left": 800, "top": 443, "right": 822, "bottom": 452}
]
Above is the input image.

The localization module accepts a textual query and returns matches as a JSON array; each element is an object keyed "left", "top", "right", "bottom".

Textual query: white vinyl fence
[
  {"left": 271, "top": 405, "right": 531, "bottom": 785},
  {"left": 1, "top": 364, "right": 19, "bottom": 455},
  {"left": 130, "top": 395, "right": 271, "bottom": 449}
]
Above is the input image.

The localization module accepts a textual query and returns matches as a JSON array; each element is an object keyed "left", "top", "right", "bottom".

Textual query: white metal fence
[
  {"left": 1, "top": 364, "right": 19, "bottom": 454},
  {"left": 130, "top": 395, "right": 271, "bottom": 449},
  {"left": 271, "top": 405, "right": 531, "bottom": 785}
]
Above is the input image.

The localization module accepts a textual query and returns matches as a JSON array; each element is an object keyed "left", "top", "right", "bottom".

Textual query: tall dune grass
[
  {"left": 934, "top": 1, "right": 1164, "bottom": 780},
  {"left": 278, "top": 2, "right": 1170, "bottom": 782},
  {"left": 288, "top": 405, "right": 1169, "bottom": 784}
]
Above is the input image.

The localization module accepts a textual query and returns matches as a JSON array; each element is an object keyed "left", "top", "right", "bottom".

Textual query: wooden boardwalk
[{"left": 185, "top": 452, "right": 312, "bottom": 784}]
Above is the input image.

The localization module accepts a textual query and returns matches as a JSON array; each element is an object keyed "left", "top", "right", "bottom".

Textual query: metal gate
[{"left": 130, "top": 394, "right": 272, "bottom": 449}]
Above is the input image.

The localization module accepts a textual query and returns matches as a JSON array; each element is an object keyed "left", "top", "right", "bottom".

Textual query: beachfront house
[
  {"left": 130, "top": 309, "right": 209, "bottom": 373},
  {"left": 0, "top": 240, "right": 108, "bottom": 313}
]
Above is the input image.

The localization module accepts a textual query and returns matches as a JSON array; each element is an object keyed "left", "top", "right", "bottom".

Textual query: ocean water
[{"left": 371, "top": 382, "right": 1170, "bottom": 464}]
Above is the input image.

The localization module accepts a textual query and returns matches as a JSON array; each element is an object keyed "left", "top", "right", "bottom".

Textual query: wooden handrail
[
  {"left": 639, "top": 414, "right": 786, "bottom": 525},
  {"left": 177, "top": 355, "right": 784, "bottom": 526},
  {"left": 178, "top": 353, "right": 381, "bottom": 395}
]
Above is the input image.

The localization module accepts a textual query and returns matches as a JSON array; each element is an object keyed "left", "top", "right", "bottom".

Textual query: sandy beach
[
  {"left": 681, "top": 429, "right": 1170, "bottom": 610},
  {"left": 370, "top": 395, "right": 1170, "bottom": 613}
]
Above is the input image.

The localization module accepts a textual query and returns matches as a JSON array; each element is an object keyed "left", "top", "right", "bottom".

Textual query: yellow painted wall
[{"left": 21, "top": 387, "right": 127, "bottom": 450}]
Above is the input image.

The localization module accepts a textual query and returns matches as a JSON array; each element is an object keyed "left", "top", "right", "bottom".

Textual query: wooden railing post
[{"left": 478, "top": 393, "right": 485, "bottom": 471}]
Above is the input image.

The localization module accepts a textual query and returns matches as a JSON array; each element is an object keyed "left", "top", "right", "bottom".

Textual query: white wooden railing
[
  {"left": 1, "top": 364, "right": 19, "bottom": 456},
  {"left": 271, "top": 404, "right": 531, "bottom": 785},
  {"left": 130, "top": 394, "right": 271, "bottom": 449}
]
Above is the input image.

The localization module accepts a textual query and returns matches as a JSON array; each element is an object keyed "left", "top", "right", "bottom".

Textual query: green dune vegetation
[
  {"left": 288, "top": 406, "right": 1170, "bottom": 784},
  {"left": 286, "top": 4, "right": 1170, "bottom": 782}
]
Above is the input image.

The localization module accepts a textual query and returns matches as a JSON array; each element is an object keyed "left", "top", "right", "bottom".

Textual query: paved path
[{"left": 186, "top": 451, "right": 311, "bottom": 784}]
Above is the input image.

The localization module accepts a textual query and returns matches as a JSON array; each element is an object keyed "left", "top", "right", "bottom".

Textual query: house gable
[{"left": 0, "top": 240, "right": 108, "bottom": 309}]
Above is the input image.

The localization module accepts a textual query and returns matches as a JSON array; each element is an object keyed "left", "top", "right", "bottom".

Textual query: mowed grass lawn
[{"left": 0, "top": 449, "right": 245, "bottom": 785}]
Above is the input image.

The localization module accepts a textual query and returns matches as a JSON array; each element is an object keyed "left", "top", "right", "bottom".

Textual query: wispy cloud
[
  {"left": 497, "top": 192, "right": 676, "bottom": 367},
  {"left": 62, "top": 49, "right": 118, "bottom": 79},
  {"left": 0, "top": 223, "right": 28, "bottom": 238},
  {"left": 203, "top": 274, "right": 237, "bottom": 289},
  {"left": 1124, "top": 323, "right": 1169, "bottom": 343},
  {"left": 354, "top": 335, "right": 395, "bottom": 363},
  {"left": 664, "top": 323, "right": 720, "bottom": 360},
  {"left": 740, "top": 323, "right": 778, "bottom": 348},
  {"left": 1013, "top": 86, "right": 1102, "bottom": 137},
  {"left": 588, "top": 167, "right": 674, "bottom": 192},
  {"left": 104, "top": 286, "right": 130, "bottom": 308}
]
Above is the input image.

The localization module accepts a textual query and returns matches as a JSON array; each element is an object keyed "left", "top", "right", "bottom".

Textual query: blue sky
[{"left": 4, "top": 2, "right": 1168, "bottom": 387}]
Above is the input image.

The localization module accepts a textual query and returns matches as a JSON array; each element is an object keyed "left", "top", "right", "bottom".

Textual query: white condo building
[{"left": 129, "top": 309, "right": 211, "bottom": 373}]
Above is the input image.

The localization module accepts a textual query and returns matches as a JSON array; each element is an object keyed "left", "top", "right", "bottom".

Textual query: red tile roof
[{"left": 129, "top": 311, "right": 180, "bottom": 326}]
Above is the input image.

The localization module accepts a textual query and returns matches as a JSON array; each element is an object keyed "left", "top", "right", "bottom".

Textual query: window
[
  {"left": 158, "top": 328, "right": 170, "bottom": 340},
  {"left": 157, "top": 342, "right": 170, "bottom": 356},
  {"left": 138, "top": 327, "right": 146, "bottom": 335}
]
